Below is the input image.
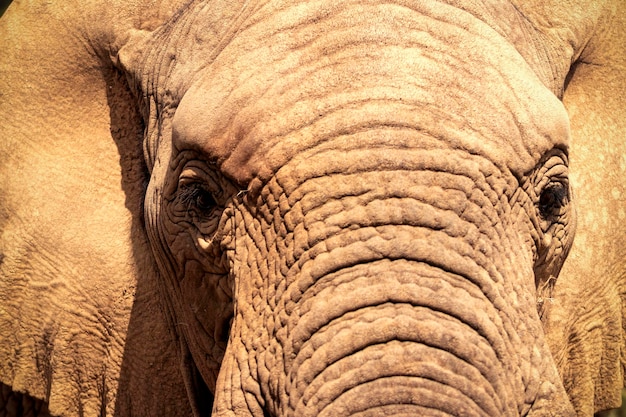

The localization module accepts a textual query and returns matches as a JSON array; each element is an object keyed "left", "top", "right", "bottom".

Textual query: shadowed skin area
[{"left": 128, "top": 1, "right": 576, "bottom": 415}]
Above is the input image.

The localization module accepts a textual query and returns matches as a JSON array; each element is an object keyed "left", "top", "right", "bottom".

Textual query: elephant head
[
  {"left": 1, "top": 0, "right": 624, "bottom": 416},
  {"left": 116, "top": 0, "right": 615, "bottom": 415}
]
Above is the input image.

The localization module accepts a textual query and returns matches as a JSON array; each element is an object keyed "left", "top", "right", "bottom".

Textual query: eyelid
[
  {"left": 534, "top": 170, "right": 569, "bottom": 196},
  {"left": 178, "top": 168, "right": 210, "bottom": 190},
  {"left": 177, "top": 166, "right": 224, "bottom": 204}
]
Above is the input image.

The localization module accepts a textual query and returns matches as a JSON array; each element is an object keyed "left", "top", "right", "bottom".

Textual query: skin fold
[{"left": 0, "top": 0, "right": 624, "bottom": 416}]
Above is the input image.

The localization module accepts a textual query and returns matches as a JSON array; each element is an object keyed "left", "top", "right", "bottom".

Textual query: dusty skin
[{"left": 0, "top": 1, "right": 624, "bottom": 416}]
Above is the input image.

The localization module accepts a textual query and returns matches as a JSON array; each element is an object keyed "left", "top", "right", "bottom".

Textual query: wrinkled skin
[{"left": 0, "top": 0, "right": 624, "bottom": 416}]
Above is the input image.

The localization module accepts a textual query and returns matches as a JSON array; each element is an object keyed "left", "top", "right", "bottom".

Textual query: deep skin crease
[{"left": 0, "top": 0, "right": 624, "bottom": 416}]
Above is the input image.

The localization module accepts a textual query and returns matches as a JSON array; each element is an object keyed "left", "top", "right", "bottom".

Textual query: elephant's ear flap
[
  {"left": 116, "top": 29, "right": 153, "bottom": 92},
  {"left": 0, "top": 2, "right": 158, "bottom": 414},
  {"left": 545, "top": 1, "right": 626, "bottom": 414},
  {"left": 116, "top": 29, "right": 161, "bottom": 171},
  {"left": 115, "top": 30, "right": 152, "bottom": 105}
]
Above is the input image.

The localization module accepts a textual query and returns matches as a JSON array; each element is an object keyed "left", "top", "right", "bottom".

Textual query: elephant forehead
[{"left": 171, "top": 0, "right": 569, "bottom": 186}]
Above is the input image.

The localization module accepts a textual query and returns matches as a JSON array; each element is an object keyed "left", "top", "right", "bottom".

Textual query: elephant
[{"left": 0, "top": 0, "right": 624, "bottom": 415}]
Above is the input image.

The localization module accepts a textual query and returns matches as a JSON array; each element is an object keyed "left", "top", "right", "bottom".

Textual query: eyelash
[{"left": 178, "top": 183, "right": 217, "bottom": 213}]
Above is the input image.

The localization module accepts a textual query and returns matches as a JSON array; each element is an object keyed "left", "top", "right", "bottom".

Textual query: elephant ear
[
  {"left": 0, "top": 1, "right": 192, "bottom": 415},
  {"left": 519, "top": 0, "right": 626, "bottom": 414}
]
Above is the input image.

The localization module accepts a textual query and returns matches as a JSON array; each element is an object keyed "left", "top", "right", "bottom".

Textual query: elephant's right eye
[{"left": 179, "top": 183, "right": 217, "bottom": 214}]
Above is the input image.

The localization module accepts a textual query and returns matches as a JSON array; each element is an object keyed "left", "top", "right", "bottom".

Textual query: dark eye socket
[
  {"left": 195, "top": 188, "right": 217, "bottom": 211},
  {"left": 180, "top": 184, "right": 217, "bottom": 213},
  {"left": 539, "top": 183, "right": 568, "bottom": 217}
]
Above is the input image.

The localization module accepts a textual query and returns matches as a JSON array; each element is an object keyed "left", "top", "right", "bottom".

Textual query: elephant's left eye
[
  {"left": 179, "top": 183, "right": 217, "bottom": 214},
  {"left": 538, "top": 182, "right": 569, "bottom": 218}
]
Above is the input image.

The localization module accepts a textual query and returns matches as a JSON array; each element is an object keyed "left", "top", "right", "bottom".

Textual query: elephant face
[{"left": 125, "top": 0, "right": 578, "bottom": 414}]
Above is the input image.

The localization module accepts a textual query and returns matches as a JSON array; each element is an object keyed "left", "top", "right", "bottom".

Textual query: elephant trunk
[
  {"left": 283, "top": 260, "right": 509, "bottom": 416},
  {"left": 214, "top": 136, "right": 573, "bottom": 416}
]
